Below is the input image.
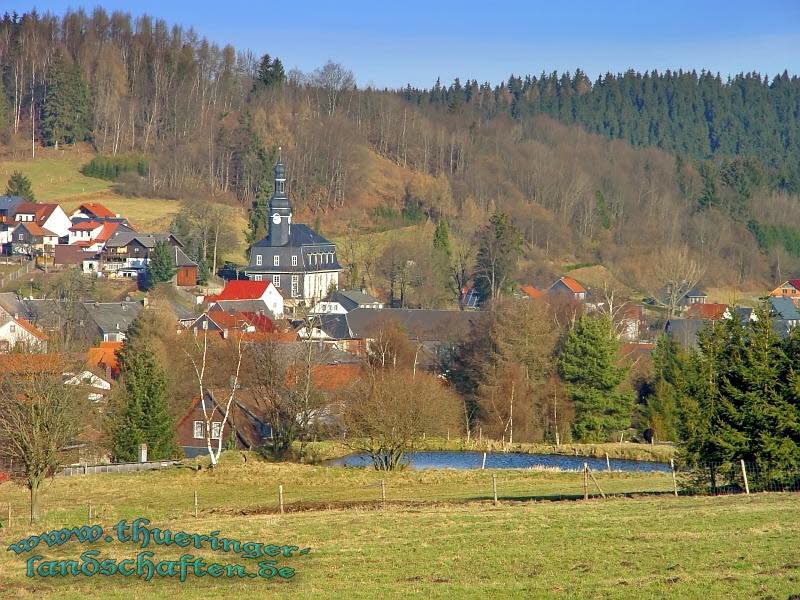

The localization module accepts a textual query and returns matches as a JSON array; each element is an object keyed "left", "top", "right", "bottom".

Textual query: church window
[
  {"left": 292, "top": 255, "right": 298, "bottom": 266},
  {"left": 256, "top": 254, "right": 262, "bottom": 266},
  {"left": 273, "top": 255, "right": 280, "bottom": 266}
]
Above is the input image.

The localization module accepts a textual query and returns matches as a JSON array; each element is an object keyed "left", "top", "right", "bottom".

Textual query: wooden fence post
[
  {"left": 278, "top": 484, "right": 284, "bottom": 514},
  {"left": 492, "top": 474, "right": 498, "bottom": 506},
  {"left": 588, "top": 468, "right": 606, "bottom": 499},
  {"left": 381, "top": 480, "right": 386, "bottom": 508},
  {"left": 194, "top": 491, "right": 198, "bottom": 518},
  {"left": 583, "top": 463, "right": 589, "bottom": 500},
  {"left": 670, "top": 459, "right": 679, "bottom": 497},
  {"left": 481, "top": 452, "right": 487, "bottom": 470},
  {"left": 740, "top": 459, "right": 750, "bottom": 495},
  {"left": 606, "top": 453, "right": 611, "bottom": 472}
]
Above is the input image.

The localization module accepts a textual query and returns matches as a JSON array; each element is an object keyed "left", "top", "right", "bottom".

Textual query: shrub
[{"left": 81, "top": 153, "right": 149, "bottom": 181}]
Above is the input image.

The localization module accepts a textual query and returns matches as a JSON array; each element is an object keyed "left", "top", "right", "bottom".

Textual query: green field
[
  {"left": 0, "top": 148, "right": 248, "bottom": 264},
  {"left": 0, "top": 455, "right": 796, "bottom": 598}
]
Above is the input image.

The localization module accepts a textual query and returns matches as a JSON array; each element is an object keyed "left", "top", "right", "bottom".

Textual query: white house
[
  {"left": 0, "top": 314, "right": 47, "bottom": 352},
  {"left": 204, "top": 280, "right": 284, "bottom": 319},
  {"left": 310, "top": 290, "right": 384, "bottom": 315},
  {"left": 13, "top": 203, "right": 71, "bottom": 238}
]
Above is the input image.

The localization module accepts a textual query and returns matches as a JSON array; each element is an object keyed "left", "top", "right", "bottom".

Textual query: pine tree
[
  {"left": 146, "top": 241, "right": 176, "bottom": 286},
  {"left": 41, "top": 51, "right": 91, "bottom": 147},
  {"left": 112, "top": 339, "right": 175, "bottom": 461},
  {"left": 473, "top": 212, "right": 522, "bottom": 304},
  {"left": 253, "top": 53, "right": 285, "bottom": 90},
  {"left": 432, "top": 219, "right": 451, "bottom": 258},
  {"left": 558, "top": 314, "right": 633, "bottom": 441},
  {"left": 643, "top": 334, "right": 688, "bottom": 441},
  {"left": 5, "top": 171, "right": 35, "bottom": 201}
]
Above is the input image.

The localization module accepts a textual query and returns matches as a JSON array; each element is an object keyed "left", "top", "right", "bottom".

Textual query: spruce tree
[
  {"left": 146, "top": 241, "right": 176, "bottom": 285},
  {"left": 113, "top": 338, "right": 175, "bottom": 461},
  {"left": 432, "top": 219, "right": 452, "bottom": 259},
  {"left": 643, "top": 334, "right": 688, "bottom": 441},
  {"left": 558, "top": 314, "right": 633, "bottom": 441},
  {"left": 473, "top": 212, "right": 522, "bottom": 303},
  {"left": 5, "top": 171, "right": 35, "bottom": 201},
  {"left": 42, "top": 51, "right": 91, "bottom": 147}
]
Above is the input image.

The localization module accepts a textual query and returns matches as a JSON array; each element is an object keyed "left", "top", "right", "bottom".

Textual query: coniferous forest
[{"left": 2, "top": 9, "right": 800, "bottom": 289}]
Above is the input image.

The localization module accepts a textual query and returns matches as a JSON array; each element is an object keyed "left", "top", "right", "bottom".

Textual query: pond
[{"left": 326, "top": 451, "right": 671, "bottom": 473}]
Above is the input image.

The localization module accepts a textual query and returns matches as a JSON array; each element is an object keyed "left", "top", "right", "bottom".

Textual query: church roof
[{"left": 252, "top": 224, "right": 334, "bottom": 248}]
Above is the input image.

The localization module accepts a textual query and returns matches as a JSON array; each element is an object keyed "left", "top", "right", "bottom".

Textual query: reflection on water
[{"left": 326, "top": 451, "right": 671, "bottom": 472}]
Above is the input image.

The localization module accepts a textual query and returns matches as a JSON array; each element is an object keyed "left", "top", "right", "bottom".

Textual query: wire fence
[{"left": 0, "top": 458, "right": 798, "bottom": 530}]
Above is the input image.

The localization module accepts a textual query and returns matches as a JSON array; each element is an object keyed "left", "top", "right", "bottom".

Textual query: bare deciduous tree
[
  {"left": 647, "top": 246, "right": 705, "bottom": 317},
  {"left": 0, "top": 358, "right": 88, "bottom": 522}
]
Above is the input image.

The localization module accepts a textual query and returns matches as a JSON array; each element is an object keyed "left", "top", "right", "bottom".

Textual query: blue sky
[{"left": 11, "top": 1, "right": 800, "bottom": 87}]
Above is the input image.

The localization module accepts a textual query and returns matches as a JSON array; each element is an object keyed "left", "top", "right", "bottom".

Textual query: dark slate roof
[
  {"left": 0, "top": 196, "right": 25, "bottom": 215},
  {"left": 104, "top": 232, "right": 181, "bottom": 248},
  {"left": 328, "top": 290, "right": 382, "bottom": 311},
  {"left": 345, "top": 308, "right": 484, "bottom": 342},
  {"left": 733, "top": 307, "right": 754, "bottom": 323},
  {"left": 208, "top": 299, "right": 272, "bottom": 315},
  {"left": 252, "top": 224, "right": 333, "bottom": 248},
  {"left": 82, "top": 301, "right": 142, "bottom": 334},
  {"left": 683, "top": 287, "right": 707, "bottom": 298},
  {"left": 664, "top": 318, "right": 707, "bottom": 349},
  {"left": 316, "top": 314, "right": 353, "bottom": 339},
  {"left": 173, "top": 246, "right": 197, "bottom": 267},
  {"left": 0, "top": 292, "right": 28, "bottom": 318},
  {"left": 774, "top": 320, "right": 796, "bottom": 339},
  {"left": 769, "top": 297, "right": 800, "bottom": 321}
]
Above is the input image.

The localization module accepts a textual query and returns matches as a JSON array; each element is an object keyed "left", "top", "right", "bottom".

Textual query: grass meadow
[{"left": 0, "top": 454, "right": 796, "bottom": 599}]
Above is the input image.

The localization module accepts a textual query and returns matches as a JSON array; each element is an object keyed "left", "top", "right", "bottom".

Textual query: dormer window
[{"left": 273, "top": 255, "right": 280, "bottom": 266}]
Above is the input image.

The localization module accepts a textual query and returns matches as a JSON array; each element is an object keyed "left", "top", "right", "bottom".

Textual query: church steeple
[{"left": 267, "top": 149, "right": 291, "bottom": 246}]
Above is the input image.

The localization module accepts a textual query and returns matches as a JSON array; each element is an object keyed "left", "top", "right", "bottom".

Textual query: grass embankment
[
  {"left": 0, "top": 456, "right": 796, "bottom": 598},
  {"left": 303, "top": 438, "right": 676, "bottom": 463}
]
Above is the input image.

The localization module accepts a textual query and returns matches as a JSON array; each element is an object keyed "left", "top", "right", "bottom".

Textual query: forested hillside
[{"left": 1, "top": 8, "right": 799, "bottom": 290}]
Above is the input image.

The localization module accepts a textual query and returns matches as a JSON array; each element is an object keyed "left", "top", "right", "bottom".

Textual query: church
[{"left": 244, "top": 158, "right": 341, "bottom": 309}]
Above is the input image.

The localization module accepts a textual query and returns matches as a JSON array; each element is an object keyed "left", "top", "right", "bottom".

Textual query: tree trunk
[{"left": 29, "top": 477, "right": 41, "bottom": 523}]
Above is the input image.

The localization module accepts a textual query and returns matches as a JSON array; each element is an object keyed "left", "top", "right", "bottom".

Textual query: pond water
[{"left": 327, "top": 451, "right": 671, "bottom": 473}]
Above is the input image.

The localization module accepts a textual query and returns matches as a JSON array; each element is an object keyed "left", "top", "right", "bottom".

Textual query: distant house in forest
[
  {"left": 685, "top": 303, "right": 729, "bottom": 320},
  {"left": 769, "top": 279, "right": 800, "bottom": 299},
  {"left": 310, "top": 290, "right": 383, "bottom": 315},
  {"left": 549, "top": 276, "right": 587, "bottom": 301},
  {"left": 680, "top": 287, "right": 707, "bottom": 306}
]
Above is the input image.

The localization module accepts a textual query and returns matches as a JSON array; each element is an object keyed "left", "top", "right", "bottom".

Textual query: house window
[
  {"left": 273, "top": 255, "right": 280, "bottom": 266},
  {"left": 252, "top": 274, "right": 262, "bottom": 281},
  {"left": 256, "top": 254, "right": 262, "bottom": 266},
  {"left": 272, "top": 275, "right": 281, "bottom": 287},
  {"left": 291, "top": 275, "right": 299, "bottom": 297},
  {"left": 202, "top": 320, "right": 208, "bottom": 330},
  {"left": 134, "top": 247, "right": 139, "bottom": 253},
  {"left": 291, "top": 255, "right": 298, "bottom": 266},
  {"left": 18, "top": 233, "right": 23, "bottom": 241},
  {"left": 211, "top": 422, "right": 222, "bottom": 439},
  {"left": 193, "top": 421, "right": 204, "bottom": 439},
  {"left": 9, "top": 324, "right": 15, "bottom": 333}
]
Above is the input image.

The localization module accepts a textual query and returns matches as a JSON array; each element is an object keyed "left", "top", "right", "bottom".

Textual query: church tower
[{"left": 267, "top": 154, "right": 291, "bottom": 246}]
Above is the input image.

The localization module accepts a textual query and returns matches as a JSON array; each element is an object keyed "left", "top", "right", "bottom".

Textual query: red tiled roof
[
  {"left": 87, "top": 341, "right": 123, "bottom": 377},
  {"left": 286, "top": 363, "right": 362, "bottom": 391},
  {"left": 69, "top": 221, "right": 102, "bottom": 231},
  {"left": 520, "top": 285, "right": 545, "bottom": 299},
  {"left": 77, "top": 203, "right": 116, "bottom": 218},
  {"left": 15, "top": 222, "right": 57, "bottom": 237},
  {"left": 15, "top": 203, "right": 58, "bottom": 224},
  {"left": 556, "top": 276, "right": 587, "bottom": 294},
  {"left": 207, "top": 280, "right": 271, "bottom": 302},
  {"left": 14, "top": 317, "right": 47, "bottom": 340},
  {"left": 787, "top": 279, "right": 800, "bottom": 290},
  {"left": 685, "top": 303, "right": 728, "bottom": 320},
  {"left": 95, "top": 222, "right": 120, "bottom": 242}
]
